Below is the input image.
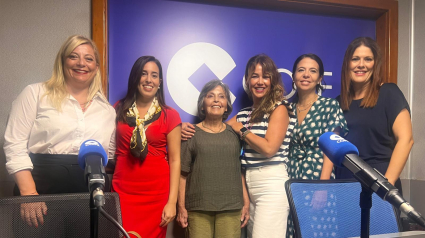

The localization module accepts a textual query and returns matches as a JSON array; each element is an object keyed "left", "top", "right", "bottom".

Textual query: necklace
[
  {"left": 202, "top": 122, "right": 224, "bottom": 133},
  {"left": 297, "top": 95, "right": 318, "bottom": 112},
  {"left": 80, "top": 99, "right": 93, "bottom": 112}
]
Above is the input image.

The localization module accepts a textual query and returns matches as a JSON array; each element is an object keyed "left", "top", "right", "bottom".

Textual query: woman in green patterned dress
[{"left": 286, "top": 54, "right": 349, "bottom": 238}]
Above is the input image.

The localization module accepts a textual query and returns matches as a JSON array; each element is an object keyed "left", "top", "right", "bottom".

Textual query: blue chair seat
[{"left": 285, "top": 179, "right": 402, "bottom": 238}]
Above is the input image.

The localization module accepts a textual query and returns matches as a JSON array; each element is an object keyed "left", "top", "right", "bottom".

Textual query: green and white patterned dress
[{"left": 286, "top": 96, "right": 348, "bottom": 238}]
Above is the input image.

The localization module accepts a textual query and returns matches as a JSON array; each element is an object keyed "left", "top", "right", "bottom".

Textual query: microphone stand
[
  {"left": 90, "top": 188, "right": 99, "bottom": 238},
  {"left": 84, "top": 155, "right": 107, "bottom": 238},
  {"left": 89, "top": 183, "right": 105, "bottom": 238},
  {"left": 360, "top": 186, "right": 372, "bottom": 238}
]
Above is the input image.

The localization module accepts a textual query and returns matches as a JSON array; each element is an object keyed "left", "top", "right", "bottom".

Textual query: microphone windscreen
[
  {"left": 318, "top": 132, "right": 359, "bottom": 167},
  {"left": 78, "top": 139, "right": 108, "bottom": 169}
]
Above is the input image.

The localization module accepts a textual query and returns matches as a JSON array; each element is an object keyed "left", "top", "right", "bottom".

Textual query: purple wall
[{"left": 108, "top": 0, "right": 375, "bottom": 123}]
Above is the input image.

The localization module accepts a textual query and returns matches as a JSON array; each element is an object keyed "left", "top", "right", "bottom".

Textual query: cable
[{"left": 99, "top": 206, "right": 131, "bottom": 238}]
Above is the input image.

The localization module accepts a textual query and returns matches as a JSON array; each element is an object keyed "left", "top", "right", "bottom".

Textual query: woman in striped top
[
  {"left": 181, "top": 54, "right": 295, "bottom": 238},
  {"left": 228, "top": 54, "right": 295, "bottom": 238}
]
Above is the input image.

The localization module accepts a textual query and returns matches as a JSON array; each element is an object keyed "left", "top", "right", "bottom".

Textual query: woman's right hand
[
  {"left": 13, "top": 171, "right": 47, "bottom": 227},
  {"left": 177, "top": 206, "right": 188, "bottom": 228},
  {"left": 20, "top": 193, "right": 48, "bottom": 227},
  {"left": 181, "top": 122, "right": 195, "bottom": 141}
]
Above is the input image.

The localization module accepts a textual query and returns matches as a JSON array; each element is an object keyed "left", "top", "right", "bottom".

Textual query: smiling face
[
  {"left": 63, "top": 44, "right": 98, "bottom": 87},
  {"left": 202, "top": 85, "right": 228, "bottom": 119},
  {"left": 293, "top": 57, "right": 322, "bottom": 94},
  {"left": 249, "top": 64, "right": 271, "bottom": 105},
  {"left": 137, "top": 61, "right": 161, "bottom": 101},
  {"left": 350, "top": 45, "right": 375, "bottom": 87}
]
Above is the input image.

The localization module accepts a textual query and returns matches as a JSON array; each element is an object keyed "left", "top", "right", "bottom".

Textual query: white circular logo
[
  {"left": 85, "top": 140, "right": 100, "bottom": 146},
  {"left": 167, "top": 43, "right": 236, "bottom": 116},
  {"left": 330, "top": 134, "right": 347, "bottom": 143}
]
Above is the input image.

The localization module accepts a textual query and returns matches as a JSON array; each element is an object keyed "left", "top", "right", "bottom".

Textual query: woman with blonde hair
[{"left": 4, "top": 35, "right": 116, "bottom": 227}]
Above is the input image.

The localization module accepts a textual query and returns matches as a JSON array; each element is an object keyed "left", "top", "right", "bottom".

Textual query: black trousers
[{"left": 13, "top": 153, "right": 110, "bottom": 195}]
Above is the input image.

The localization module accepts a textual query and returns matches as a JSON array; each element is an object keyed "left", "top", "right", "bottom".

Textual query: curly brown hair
[{"left": 244, "top": 54, "right": 285, "bottom": 122}]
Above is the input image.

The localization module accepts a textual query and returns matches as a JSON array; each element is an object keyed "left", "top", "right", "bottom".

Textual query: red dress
[{"left": 112, "top": 107, "right": 181, "bottom": 238}]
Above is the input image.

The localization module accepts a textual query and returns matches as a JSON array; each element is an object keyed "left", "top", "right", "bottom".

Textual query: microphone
[
  {"left": 318, "top": 132, "right": 425, "bottom": 228},
  {"left": 78, "top": 139, "right": 108, "bottom": 207}
]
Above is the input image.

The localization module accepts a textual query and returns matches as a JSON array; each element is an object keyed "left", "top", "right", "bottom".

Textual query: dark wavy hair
[
  {"left": 197, "top": 80, "right": 233, "bottom": 121},
  {"left": 116, "top": 56, "right": 167, "bottom": 123},
  {"left": 291, "top": 53, "right": 325, "bottom": 94},
  {"left": 340, "top": 37, "right": 382, "bottom": 110},
  {"left": 244, "top": 54, "right": 285, "bottom": 123}
]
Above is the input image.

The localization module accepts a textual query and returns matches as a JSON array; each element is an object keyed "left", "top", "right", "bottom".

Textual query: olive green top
[{"left": 181, "top": 124, "right": 243, "bottom": 211}]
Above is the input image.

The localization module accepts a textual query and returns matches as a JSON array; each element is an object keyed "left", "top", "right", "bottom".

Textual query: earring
[{"left": 158, "top": 86, "right": 161, "bottom": 89}]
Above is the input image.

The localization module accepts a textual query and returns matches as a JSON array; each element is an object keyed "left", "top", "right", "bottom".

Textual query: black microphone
[
  {"left": 318, "top": 132, "right": 425, "bottom": 228},
  {"left": 78, "top": 139, "right": 108, "bottom": 207}
]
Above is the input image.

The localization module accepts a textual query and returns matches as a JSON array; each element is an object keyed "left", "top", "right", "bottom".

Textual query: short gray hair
[{"left": 197, "top": 79, "right": 233, "bottom": 121}]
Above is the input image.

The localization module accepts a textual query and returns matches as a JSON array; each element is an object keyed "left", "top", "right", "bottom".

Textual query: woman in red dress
[{"left": 112, "top": 56, "right": 181, "bottom": 238}]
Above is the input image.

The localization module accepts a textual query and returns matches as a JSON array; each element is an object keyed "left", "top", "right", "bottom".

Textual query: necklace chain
[
  {"left": 80, "top": 99, "right": 93, "bottom": 112},
  {"left": 202, "top": 122, "right": 224, "bottom": 133},
  {"left": 297, "top": 95, "right": 318, "bottom": 112}
]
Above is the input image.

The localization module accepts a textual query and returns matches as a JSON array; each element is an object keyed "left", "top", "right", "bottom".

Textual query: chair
[
  {"left": 0, "top": 192, "right": 124, "bottom": 238},
  {"left": 286, "top": 179, "right": 402, "bottom": 238}
]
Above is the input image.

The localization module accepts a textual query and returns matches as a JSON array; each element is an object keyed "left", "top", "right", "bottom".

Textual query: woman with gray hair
[{"left": 177, "top": 79, "right": 250, "bottom": 238}]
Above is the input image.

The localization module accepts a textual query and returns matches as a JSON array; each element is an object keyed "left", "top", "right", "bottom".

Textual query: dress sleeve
[
  {"left": 324, "top": 99, "right": 349, "bottom": 137},
  {"left": 383, "top": 83, "right": 410, "bottom": 129},
  {"left": 4, "top": 84, "right": 40, "bottom": 174},
  {"left": 165, "top": 107, "right": 182, "bottom": 134},
  {"left": 181, "top": 138, "right": 193, "bottom": 173}
]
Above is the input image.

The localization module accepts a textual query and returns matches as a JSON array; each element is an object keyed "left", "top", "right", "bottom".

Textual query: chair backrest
[
  {"left": 286, "top": 179, "right": 402, "bottom": 238},
  {"left": 0, "top": 192, "right": 124, "bottom": 238}
]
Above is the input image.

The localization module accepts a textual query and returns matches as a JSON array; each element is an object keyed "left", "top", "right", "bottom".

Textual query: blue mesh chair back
[
  {"left": 0, "top": 192, "right": 124, "bottom": 238},
  {"left": 286, "top": 179, "right": 402, "bottom": 238}
]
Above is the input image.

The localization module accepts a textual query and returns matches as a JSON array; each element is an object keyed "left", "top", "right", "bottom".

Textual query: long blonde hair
[{"left": 44, "top": 35, "right": 105, "bottom": 110}]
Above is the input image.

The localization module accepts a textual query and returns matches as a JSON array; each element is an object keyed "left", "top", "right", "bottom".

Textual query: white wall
[
  {"left": 398, "top": 0, "right": 425, "bottom": 216},
  {"left": 0, "top": 0, "right": 91, "bottom": 197},
  {"left": 399, "top": 0, "right": 425, "bottom": 215}
]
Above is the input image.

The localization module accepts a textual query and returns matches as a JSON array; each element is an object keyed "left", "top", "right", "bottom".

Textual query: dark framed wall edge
[{"left": 92, "top": 0, "right": 398, "bottom": 97}]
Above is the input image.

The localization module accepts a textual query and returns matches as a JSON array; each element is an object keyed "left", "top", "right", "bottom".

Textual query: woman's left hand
[
  {"left": 160, "top": 202, "right": 176, "bottom": 227},
  {"left": 240, "top": 203, "right": 250, "bottom": 228}
]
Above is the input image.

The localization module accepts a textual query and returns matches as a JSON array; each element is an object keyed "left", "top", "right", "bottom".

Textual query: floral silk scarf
[{"left": 126, "top": 98, "right": 162, "bottom": 162}]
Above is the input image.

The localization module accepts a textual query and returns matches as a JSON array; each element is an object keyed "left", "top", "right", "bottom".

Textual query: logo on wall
[
  {"left": 168, "top": 42, "right": 334, "bottom": 116},
  {"left": 167, "top": 43, "right": 237, "bottom": 116}
]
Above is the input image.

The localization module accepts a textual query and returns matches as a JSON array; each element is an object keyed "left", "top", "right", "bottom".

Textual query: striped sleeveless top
[{"left": 237, "top": 100, "right": 296, "bottom": 168}]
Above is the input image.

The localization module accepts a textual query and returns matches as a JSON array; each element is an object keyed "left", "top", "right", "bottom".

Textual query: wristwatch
[{"left": 240, "top": 127, "right": 251, "bottom": 140}]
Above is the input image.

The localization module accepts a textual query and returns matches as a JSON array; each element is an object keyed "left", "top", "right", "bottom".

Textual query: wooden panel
[
  {"left": 92, "top": 0, "right": 399, "bottom": 92},
  {"left": 92, "top": 0, "right": 108, "bottom": 96}
]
